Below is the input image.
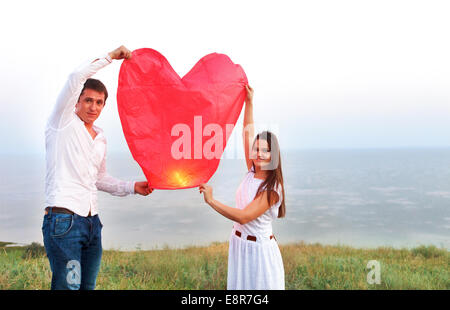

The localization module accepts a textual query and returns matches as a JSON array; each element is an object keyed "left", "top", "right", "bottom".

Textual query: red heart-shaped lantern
[{"left": 117, "top": 48, "right": 248, "bottom": 189}]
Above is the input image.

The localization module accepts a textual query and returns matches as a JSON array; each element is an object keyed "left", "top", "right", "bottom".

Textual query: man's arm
[
  {"left": 96, "top": 152, "right": 152, "bottom": 196},
  {"left": 47, "top": 55, "right": 112, "bottom": 130},
  {"left": 47, "top": 46, "right": 131, "bottom": 130}
]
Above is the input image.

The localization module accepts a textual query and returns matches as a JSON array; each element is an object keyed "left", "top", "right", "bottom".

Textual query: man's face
[{"left": 75, "top": 89, "right": 106, "bottom": 124}]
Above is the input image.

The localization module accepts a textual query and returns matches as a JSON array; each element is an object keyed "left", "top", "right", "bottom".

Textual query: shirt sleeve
[
  {"left": 96, "top": 151, "right": 136, "bottom": 196},
  {"left": 47, "top": 54, "right": 113, "bottom": 130}
]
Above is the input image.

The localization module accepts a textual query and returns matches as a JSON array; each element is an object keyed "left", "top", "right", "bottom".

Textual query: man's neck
[
  {"left": 84, "top": 122, "right": 94, "bottom": 131},
  {"left": 75, "top": 112, "right": 94, "bottom": 131}
]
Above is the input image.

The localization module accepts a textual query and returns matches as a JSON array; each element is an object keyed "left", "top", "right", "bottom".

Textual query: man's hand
[
  {"left": 108, "top": 45, "right": 132, "bottom": 60},
  {"left": 134, "top": 181, "right": 153, "bottom": 196}
]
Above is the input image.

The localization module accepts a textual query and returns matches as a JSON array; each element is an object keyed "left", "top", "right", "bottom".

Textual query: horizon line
[{"left": 2, "top": 145, "right": 450, "bottom": 156}]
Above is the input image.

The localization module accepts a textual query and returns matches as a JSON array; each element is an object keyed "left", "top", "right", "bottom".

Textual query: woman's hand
[
  {"left": 199, "top": 183, "right": 213, "bottom": 204},
  {"left": 245, "top": 84, "right": 254, "bottom": 104}
]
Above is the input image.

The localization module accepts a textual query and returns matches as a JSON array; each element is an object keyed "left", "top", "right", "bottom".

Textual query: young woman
[{"left": 199, "top": 85, "right": 286, "bottom": 290}]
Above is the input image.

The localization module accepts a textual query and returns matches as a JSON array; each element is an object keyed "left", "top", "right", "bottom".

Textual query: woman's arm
[
  {"left": 199, "top": 183, "right": 279, "bottom": 224},
  {"left": 243, "top": 85, "right": 254, "bottom": 171}
]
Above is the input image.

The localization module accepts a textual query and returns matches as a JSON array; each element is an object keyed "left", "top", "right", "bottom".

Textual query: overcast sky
[{"left": 0, "top": 0, "right": 449, "bottom": 154}]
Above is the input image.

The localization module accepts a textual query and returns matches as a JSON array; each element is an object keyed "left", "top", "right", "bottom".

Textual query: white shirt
[{"left": 45, "top": 54, "right": 136, "bottom": 217}]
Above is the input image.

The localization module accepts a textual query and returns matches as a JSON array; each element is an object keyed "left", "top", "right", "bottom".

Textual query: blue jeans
[{"left": 42, "top": 209, "right": 103, "bottom": 290}]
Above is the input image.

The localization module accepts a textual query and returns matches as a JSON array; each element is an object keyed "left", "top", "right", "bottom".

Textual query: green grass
[
  {"left": 0, "top": 241, "right": 448, "bottom": 290},
  {"left": 0, "top": 242, "right": 15, "bottom": 247}
]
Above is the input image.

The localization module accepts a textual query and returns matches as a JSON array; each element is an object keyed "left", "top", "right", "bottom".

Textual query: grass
[
  {"left": 0, "top": 241, "right": 448, "bottom": 290},
  {"left": 0, "top": 242, "right": 15, "bottom": 247}
]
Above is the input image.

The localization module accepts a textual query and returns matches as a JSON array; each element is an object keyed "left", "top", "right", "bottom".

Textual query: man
[{"left": 43, "top": 45, "right": 152, "bottom": 290}]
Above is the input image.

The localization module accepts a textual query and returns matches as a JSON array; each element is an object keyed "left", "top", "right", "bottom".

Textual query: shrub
[
  {"left": 411, "top": 245, "right": 447, "bottom": 259},
  {"left": 22, "top": 242, "right": 46, "bottom": 259}
]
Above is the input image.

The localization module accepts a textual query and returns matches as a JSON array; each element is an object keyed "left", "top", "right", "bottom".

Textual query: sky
[{"left": 0, "top": 0, "right": 449, "bottom": 155}]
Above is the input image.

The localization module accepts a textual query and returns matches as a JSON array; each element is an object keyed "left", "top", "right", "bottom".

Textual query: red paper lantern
[{"left": 117, "top": 48, "right": 248, "bottom": 189}]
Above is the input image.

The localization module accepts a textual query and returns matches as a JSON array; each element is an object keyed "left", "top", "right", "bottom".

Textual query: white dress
[{"left": 227, "top": 168, "right": 285, "bottom": 290}]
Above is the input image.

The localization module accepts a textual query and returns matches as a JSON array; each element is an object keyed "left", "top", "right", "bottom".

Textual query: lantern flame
[{"left": 173, "top": 171, "right": 189, "bottom": 187}]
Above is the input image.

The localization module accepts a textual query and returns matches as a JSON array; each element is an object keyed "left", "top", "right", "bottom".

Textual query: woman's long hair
[{"left": 252, "top": 131, "right": 286, "bottom": 218}]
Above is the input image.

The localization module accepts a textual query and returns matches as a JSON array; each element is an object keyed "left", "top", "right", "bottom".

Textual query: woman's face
[{"left": 251, "top": 139, "right": 271, "bottom": 169}]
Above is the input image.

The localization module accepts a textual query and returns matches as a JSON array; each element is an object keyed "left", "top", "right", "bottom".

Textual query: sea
[{"left": 0, "top": 148, "right": 449, "bottom": 250}]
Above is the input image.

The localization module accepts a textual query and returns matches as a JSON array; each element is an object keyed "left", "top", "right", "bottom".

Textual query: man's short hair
[{"left": 79, "top": 78, "right": 108, "bottom": 103}]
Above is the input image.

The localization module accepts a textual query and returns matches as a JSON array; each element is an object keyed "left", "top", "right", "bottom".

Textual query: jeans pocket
[{"left": 52, "top": 215, "right": 74, "bottom": 237}]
